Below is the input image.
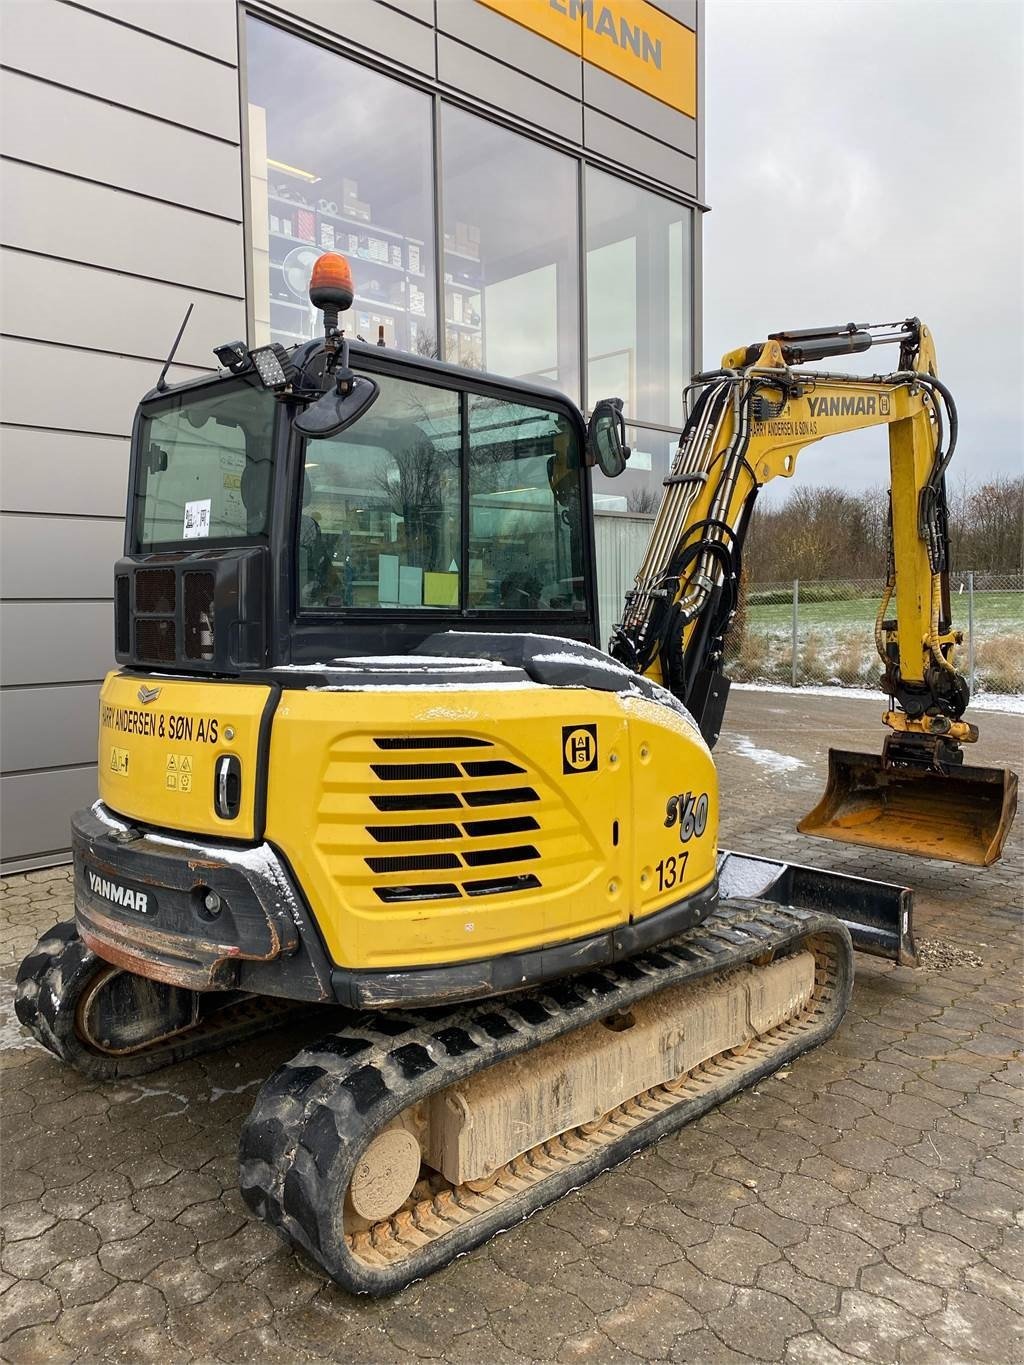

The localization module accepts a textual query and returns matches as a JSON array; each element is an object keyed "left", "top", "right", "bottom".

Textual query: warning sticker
[
  {"left": 109, "top": 747, "right": 129, "bottom": 776},
  {"left": 183, "top": 498, "right": 212, "bottom": 540},
  {"left": 165, "top": 752, "right": 194, "bottom": 792}
]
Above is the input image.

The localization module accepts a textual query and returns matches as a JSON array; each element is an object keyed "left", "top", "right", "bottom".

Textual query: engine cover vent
[{"left": 363, "top": 736, "right": 547, "bottom": 905}]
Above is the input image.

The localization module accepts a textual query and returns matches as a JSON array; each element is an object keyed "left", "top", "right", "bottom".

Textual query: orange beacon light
[{"left": 309, "top": 252, "right": 354, "bottom": 320}]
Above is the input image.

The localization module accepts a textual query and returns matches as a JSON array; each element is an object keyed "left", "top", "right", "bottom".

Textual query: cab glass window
[
  {"left": 135, "top": 380, "right": 275, "bottom": 550},
  {"left": 299, "top": 375, "right": 460, "bottom": 609},
  {"left": 467, "top": 394, "right": 586, "bottom": 613}
]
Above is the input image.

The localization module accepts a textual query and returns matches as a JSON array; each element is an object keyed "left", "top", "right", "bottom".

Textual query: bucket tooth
[{"left": 798, "top": 747, "right": 1019, "bottom": 869}]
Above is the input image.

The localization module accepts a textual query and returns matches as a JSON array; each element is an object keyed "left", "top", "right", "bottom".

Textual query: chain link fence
[{"left": 723, "top": 572, "right": 1023, "bottom": 695}]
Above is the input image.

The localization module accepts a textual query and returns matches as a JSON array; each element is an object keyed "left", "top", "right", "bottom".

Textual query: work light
[{"left": 249, "top": 343, "right": 298, "bottom": 391}]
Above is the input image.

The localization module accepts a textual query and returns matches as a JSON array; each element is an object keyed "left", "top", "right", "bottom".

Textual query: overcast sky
[{"left": 703, "top": 0, "right": 1023, "bottom": 502}]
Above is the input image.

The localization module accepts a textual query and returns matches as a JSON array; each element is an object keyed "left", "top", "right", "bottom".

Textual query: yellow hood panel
[{"left": 97, "top": 672, "right": 272, "bottom": 840}]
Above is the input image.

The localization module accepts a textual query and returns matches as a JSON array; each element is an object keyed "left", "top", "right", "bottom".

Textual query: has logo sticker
[{"left": 562, "top": 724, "right": 598, "bottom": 774}]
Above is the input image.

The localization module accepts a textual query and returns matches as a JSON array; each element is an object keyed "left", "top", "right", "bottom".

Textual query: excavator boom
[{"left": 611, "top": 318, "right": 1018, "bottom": 865}]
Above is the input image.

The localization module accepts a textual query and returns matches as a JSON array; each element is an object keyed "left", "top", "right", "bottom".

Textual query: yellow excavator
[{"left": 16, "top": 254, "right": 1017, "bottom": 1295}]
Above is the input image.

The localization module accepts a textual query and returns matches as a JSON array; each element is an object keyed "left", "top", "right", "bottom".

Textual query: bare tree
[
  {"left": 626, "top": 485, "right": 660, "bottom": 515},
  {"left": 739, "top": 476, "right": 1022, "bottom": 583},
  {"left": 374, "top": 432, "right": 451, "bottom": 570},
  {"left": 961, "top": 476, "right": 1024, "bottom": 573}
]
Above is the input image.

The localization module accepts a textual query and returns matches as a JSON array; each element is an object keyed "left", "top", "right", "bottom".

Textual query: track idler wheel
[
  {"left": 15, "top": 921, "right": 194, "bottom": 1079},
  {"left": 14, "top": 920, "right": 301, "bottom": 1080}
]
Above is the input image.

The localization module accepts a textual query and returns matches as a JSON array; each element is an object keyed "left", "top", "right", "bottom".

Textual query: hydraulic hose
[
  {"left": 928, "top": 574, "right": 958, "bottom": 674},
  {"left": 874, "top": 578, "right": 895, "bottom": 666}
]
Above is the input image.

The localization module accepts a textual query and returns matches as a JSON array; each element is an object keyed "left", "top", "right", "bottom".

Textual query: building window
[
  {"left": 298, "top": 375, "right": 460, "bottom": 610},
  {"left": 585, "top": 168, "right": 693, "bottom": 429},
  {"left": 440, "top": 106, "right": 580, "bottom": 401},
  {"left": 467, "top": 393, "right": 586, "bottom": 613},
  {"left": 245, "top": 18, "right": 437, "bottom": 356}
]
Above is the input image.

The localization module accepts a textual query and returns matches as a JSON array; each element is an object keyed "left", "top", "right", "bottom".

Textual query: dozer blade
[
  {"left": 718, "top": 848, "right": 916, "bottom": 966},
  {"left": 798, "top": 747, "right": 1019, "bottom": 868}
]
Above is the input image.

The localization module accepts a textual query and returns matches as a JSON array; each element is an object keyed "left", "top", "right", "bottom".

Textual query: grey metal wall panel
[
  {"left": 437, "top": 36, "right": 582, "bottom": 143},
  {"left": 0, "top": 339, "right": 208, "bottom": 437},
  {"left": 380, "top": 0, "right": 435, "bottom": 22},
  {"left": 0, "top": 164, "right": 245, "bottom": 296},
  {"left": 594, "top": 512, "right": 655, "bottom": 647},
  {"left": 1, "top": 767, "right": 99, "bottom": 864},
  {"left": 436, "top": 1, "right": 583, "bottom": 98},
  {"left": 0, "top": 430, "right": 129, "bottom": 518},
  {"left": 584, "top": 108, "right": 696, "bottom": 196},
  {"left": 1, "top": 73, "right": 242, "bottom": 220},
  {"left": 1, "top": 516, "right": 123, "bottom": 601},
  {"left": 648, "top": 0, "right": 697, "bottom": 29},
  {"left": 0, "top": 603, "right": 114, "bottom": 687},
  {"left": 1, "top": 685, "right": 101, "bottom": 772},
  {"left": 583, "top": 66, "right": 696, "bottom": 158},
  {"left": 73, "top": 0, "right": 239, "bottom": 64},
  {"left": 1, "top": 0, "right": 240, "bottom": 141},
  {"left": 279, "top": 0, "right": 437, "bottom": 75},
  {"left": 0, "top": 250, "right": 245, "bottom": 369}
]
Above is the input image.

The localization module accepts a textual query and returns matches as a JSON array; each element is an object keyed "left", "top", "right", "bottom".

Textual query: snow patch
[
  {"left": 91, "top": 800, "right": 129, "bottom": 832},
  {"left": 717, "top": 853, "right": 783, "bottom": 898},
  {"left": 617, "top": 691, "right": 709, "bottom": 757},
  {"left": 120, "top": 1082, "right": 190, "bottom": 1114},
  {"left": 729, "top": 734, "right": 806, "bottom": 774},
  {"left": 142, "top": 832, "right": 293, "bottom": 899},
  {"left": 0, "top": 979, "right": 43, "bottom": 1054},
  {"left": 274, "top": 655, "right": 508, "bottom": 674},
  {"left": 733, "top": 681, "right": 1024, "bottom": 716},
  {"left": 415, "top": 705, "right": 481, "bottom": 722},
  {"left": 309, "top": 680, "right": 536, "bottom": 694},
  {"left": 531, "top": 649, "right": 634, "bottom": 676},
  {"left": 209, "top": 1078, "right": 261, "bottom": 1103}
]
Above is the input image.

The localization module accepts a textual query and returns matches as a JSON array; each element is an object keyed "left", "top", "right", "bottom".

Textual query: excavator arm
[{"left": 610, "top": 319, "right": 1018, "bottom": 865}]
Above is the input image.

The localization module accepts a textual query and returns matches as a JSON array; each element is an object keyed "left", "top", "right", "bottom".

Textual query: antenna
[{"left": 156, "top": 303, "right": 195, "bottom": 392}]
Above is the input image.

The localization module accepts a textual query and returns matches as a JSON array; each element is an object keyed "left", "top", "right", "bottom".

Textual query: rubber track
[
  {"left": 239, "top": 899, "right": 854, "bottom": 1295},
  {"left": 14, "top": 921, "right": 303, "bottom": 1081}
]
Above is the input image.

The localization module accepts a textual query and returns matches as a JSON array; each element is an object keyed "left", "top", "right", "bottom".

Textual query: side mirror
[
  {"left": 586, "top": 398, "right": 630, "bottom": 477},
  {"left": 294, "top": 372, "right": 379, "bottom": 439}
]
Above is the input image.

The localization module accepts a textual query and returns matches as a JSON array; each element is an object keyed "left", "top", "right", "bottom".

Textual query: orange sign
[{"left": 476, "top": 0, "right": 696, "bottom": 118}]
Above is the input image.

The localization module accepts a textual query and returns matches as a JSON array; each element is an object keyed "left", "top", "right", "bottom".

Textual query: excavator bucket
[{"left": 798, "top": 748, "right": 1019, "bottom": 868}]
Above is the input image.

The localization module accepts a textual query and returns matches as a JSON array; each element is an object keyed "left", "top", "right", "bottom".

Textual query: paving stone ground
[{"left": 1, "top": 689, "right": 1021, "bottom": 1364}]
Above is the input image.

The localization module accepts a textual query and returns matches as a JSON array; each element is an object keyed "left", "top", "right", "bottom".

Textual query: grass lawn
[{"left": 745, "top": 589, "right": 1022, "bottom": 635}]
